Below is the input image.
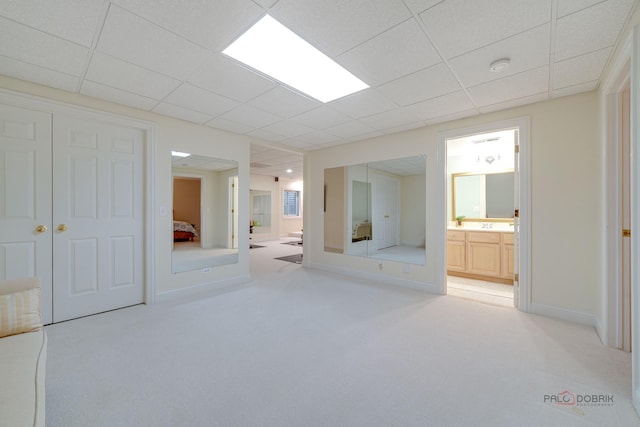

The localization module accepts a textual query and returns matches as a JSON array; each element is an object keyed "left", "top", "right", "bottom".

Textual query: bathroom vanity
[{"left": 447, "top": 228, "right": 514, "bottom": 284}]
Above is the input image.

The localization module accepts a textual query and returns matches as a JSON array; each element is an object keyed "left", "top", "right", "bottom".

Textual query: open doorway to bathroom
[{"left": 445, "top": 128, "right": 518, "bottom": 307}]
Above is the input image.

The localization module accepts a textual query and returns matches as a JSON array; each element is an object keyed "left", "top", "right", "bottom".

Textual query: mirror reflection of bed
[{"left": 171, "top": 152, "right": 239, "bottom": 273}]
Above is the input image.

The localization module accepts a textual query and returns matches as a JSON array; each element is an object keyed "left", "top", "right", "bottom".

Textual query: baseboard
[
  {"left": 594, "top": 315, "right": 607, "bottom": 346},
  {"left": 306, "top": 261, "right": 441, "bottom": 294},
  {"left": 155, "top": 274, "right": 251, "bottom": 303},
  {"left": 529, "top": 302, "right": 597, "bottom": 327}
]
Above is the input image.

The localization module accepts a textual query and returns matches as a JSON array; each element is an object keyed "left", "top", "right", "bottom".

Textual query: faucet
[{"left": 481, "top": 222, "right": 494, "bottom": 229}]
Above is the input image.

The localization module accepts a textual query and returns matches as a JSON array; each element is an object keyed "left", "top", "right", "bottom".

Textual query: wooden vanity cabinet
[{"left": 446, "top": 230, "right": 514, "bottom": 284}]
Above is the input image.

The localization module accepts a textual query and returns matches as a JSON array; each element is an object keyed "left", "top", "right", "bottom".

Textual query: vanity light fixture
[
  {"left": 489, "top": 58, "right": 510, "bottom": 73},
  {"left": 223, "top": 15, "right": 369, "bottom": 103},
  {"left": 171, "top": 151, "right": 191, "bottom": 157}
]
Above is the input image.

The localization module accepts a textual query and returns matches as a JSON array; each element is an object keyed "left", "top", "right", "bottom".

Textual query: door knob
[
  {"left": 57, "top": 224, "right": 68, "bottom": 232},
  {"left": 35, "top": 225, "right": 47, "bottom": 233}
]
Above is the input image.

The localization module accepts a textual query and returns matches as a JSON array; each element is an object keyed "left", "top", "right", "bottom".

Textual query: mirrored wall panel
[
  {"left": 323, "top": 155, "right": 426, "bottom": 265},
  {"left": 172, "top": 152, "right": 239, "bottom": 273},
  {"left": 250, "top": 189, "right": 272, "bottom": 234},
  {"left": 452, "top": 171, "right": 514, "bottom": 221}
]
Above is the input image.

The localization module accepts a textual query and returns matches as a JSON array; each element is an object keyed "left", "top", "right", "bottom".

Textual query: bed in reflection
[
  {"left": 352, "top": 221, "right": 372, "bottom": 242},
  {"left": 173, "top": 220, "right": 199, "bottom": 242}
]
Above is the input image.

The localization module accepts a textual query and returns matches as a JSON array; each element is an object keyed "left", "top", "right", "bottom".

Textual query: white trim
[
  {"left": 631, "top": 24, "right": 640, "bottom": 416},
  {"left": 437, "top": 117, "right": 531, "bottom": 312},
  {"left": 0, "top": 87, "right": 157, "bottom": 307},
  {"left": 306, "top": 262, "right": 440, "bottom": 294},
  {"left": 155, "top": 274, "right": 251, "bottom": 303},
  {"left": 529, "top": 303, "right": 597, "bottom": 327}
]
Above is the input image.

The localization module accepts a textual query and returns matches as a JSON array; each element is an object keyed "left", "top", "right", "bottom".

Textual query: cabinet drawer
[
  {"left": 447, "top": 230, "right": 466, "bottom": 241},
  {"left": 467, "top": 231, "right": 500, "bottom": 244},
  {"left": 502, "top": 232, "right": 514, "bottom": 244}
]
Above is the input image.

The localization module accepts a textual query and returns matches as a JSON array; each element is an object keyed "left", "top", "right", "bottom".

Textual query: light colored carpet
[{"left": 45, "top": 239, "right": 637, "bottom": 426}]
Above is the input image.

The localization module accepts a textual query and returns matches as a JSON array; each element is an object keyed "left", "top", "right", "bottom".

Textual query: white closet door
[
  {"left": 52, "top": 115, "right": 144, "bottom": 322},
  {"left": 0, "top": 104, "right": 53, "bottom": 324}
]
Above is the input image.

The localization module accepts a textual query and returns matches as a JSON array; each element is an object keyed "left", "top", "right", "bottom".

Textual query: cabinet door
[
  {"left": 447, "top": 240, "right": 466, "bottom": 271},
  {"left": 467, "top": 242, "right": 501, "bottom": 277},
  {"left": 501, "top": 244, "right": 514, "bottom": 278}
]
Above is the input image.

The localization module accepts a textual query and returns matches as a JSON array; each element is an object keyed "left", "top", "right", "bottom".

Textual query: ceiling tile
[
  {"left": 425, "top": 109, "right": 477, "bottom": 126},
  {"left": 329, "top": 89, "right": 398, "bottom": 118},
  {"left": 403, "top": 0, "right": 444, "bottom": 15},
  {"left": 152, "top": 102, "right": 213, "bottom": 124},
  {"left": 110, "top": 0, "right": 264, "bottom": 50},
  {"left": 552, "top": 80, "right": 598, "bottom": 98},
  {"left": 0, "top": 16, "right": 88, "bottom": 76},
  {"left": 478, "top": 92, "right": 549, "bottom": 114},
  {"left": 380, "top": 121, "right": 427, "bottom": 135},
  {"left": 85, "top": 52, "right": 181, "bottom": 100},
  {"left": 325, "top": 120, "right": 381, "bottom": 139},
  {"left": 468, "top": 66, "right": 549, "bottom": 107},
  {"left": 378, "top": 62, "right": 460, "bottom": 106},
  {"left": 207, "top": 117, "right": 256, "bottom": 134},
  {"left": 188, "top": 54, "right": 277, "bottom": 103},
  {"left": 249, "top": 86, "right": 321, "bottom": 118},
  {"left": 0, "top": 56, "right": 78, "bottom": 92},
  {"left": 97, "top": 5, "right": 209, "bottom": 80},
  {"left": 0, "top": 0, "right": 104, "bottom": 47},
  {"left": 290, "top": 130, "right": 344, "bottom": 146},
  {"left": 420, "top": 0, "right": 552, "bottom": 58},
  {"left": 557, "top": 0, "right": 605, "bottom": 18},
  {"left": 164, "top": 83, "right": 239, "bottom": 117},
  {"left": 553, "top": 48, "right": 612, "bottom": 89},
  {"left": 407, "top": 90, "right": 476, "bottom": 121},
  {"left": 289, "top": 106, "right": 351, "bottom": 130},
  {"left": 360, "top": 107, "right": 423, "bottom": 130},
  {"left": 271, "top": 0, "right": 412, "bottom": 56},
  {"left": 449, "top": 24, "right": 550, "bottom": 88},
  {"left": 261, "top": 120, "right": 315, "bottom": 139},
  {"left": 555, "top": 0, "right": 635, "bottom": 61},
  {"left": 247, "top": 128, "right": 287, "bottom": 142},
  {"left": 219, "top": 104, "right": 282, "bottom": 128},
  {"left": 81, "top": 80, "right": 158, "bottom": 110},
  {"left": 337, "top": 19, "right": 441, "bottom": 86}
]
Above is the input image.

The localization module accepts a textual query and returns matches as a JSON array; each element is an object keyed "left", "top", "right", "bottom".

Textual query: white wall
[
  {"left": 305, "top": 91, "right": 602, "bottom": 314},
  {"left": 0, "top": 75, "right": 253, "bottom": 298}
]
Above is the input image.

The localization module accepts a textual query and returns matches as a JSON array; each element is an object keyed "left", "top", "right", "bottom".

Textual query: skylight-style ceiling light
[
  {"left": 171, "top": 151, "right": 191, "bottom": 157},
  {"left": 223, "top": 15, "right": 369, "bottom": 103}
]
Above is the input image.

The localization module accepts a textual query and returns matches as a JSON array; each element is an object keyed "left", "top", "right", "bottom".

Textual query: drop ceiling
[{"left": 0, "top": 0, "right": 637, "bottom": 180}]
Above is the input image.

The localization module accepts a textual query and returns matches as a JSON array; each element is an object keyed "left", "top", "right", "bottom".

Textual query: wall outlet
[
  {"left": 378, "top": 261, "right": 383, "bottom": 271},
  {"left": 403, "top": 264, "right": 410, "bottom": 273},
  {"left": 202, "top": 268, "right": 211, "bottom": 273}
]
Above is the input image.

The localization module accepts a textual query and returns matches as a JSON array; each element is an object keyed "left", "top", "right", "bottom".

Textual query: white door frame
[
  {"left": 630, "top": 25, "right": 640, "bottom": 416},
  {"left": 0, "top": 88, "right": 157, "bottom": 306},
  {"left": 437, "top": 117, "right": 531, "bottom": 311},
  {"left": 604, "top": 44, "right": 631, "bottom": 349}
]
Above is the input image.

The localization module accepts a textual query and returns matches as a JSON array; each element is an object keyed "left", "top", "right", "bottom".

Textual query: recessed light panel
[
  {"left": 171, "top": 151, "right": 191, "bottom": 157},
  {"left": 223, "top": 15, "right": 369, "bottom": 103}
]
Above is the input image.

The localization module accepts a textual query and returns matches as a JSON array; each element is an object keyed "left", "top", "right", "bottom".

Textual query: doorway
[
  {"left": 439, "top": 118, "right": 530, "bottom": 311},
  {"left": 605, "top": 59, "right": 632, "bottom": 352}
]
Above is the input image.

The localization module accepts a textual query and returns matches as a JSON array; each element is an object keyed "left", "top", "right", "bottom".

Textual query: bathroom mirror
[
  {"left": 323, "top": 155, "right": 426, "bottom": 265},
  {"left": 172, "top": 152, "right": 239, "bottom": 273},
  {"left": 452, "top": 171, "right": 514, "bottom": 221}
]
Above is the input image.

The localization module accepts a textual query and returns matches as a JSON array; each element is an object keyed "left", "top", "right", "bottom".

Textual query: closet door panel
[
  {"left": 53, "top": 115, "right": 144, "bottom": 322},
  {"left": 0, "top": 104, "right": 53, "bottom": 323}
]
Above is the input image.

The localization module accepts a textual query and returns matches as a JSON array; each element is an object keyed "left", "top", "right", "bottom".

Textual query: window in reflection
[{"left": 171, "top": 153, "right": 239, "bottom": 273}]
